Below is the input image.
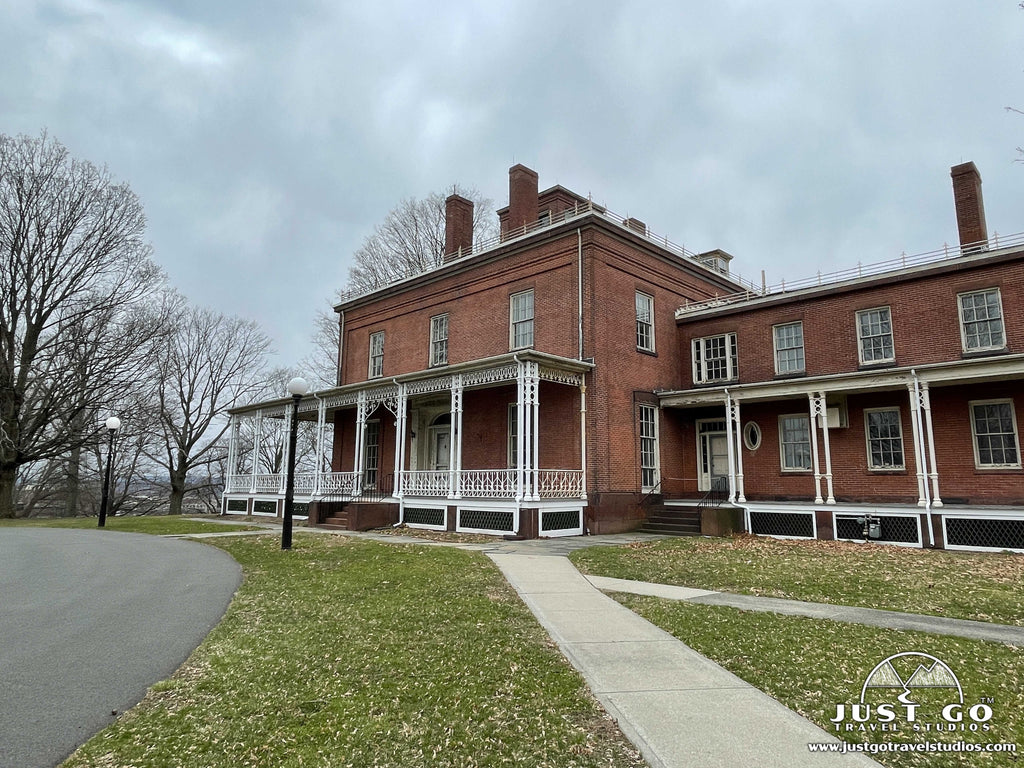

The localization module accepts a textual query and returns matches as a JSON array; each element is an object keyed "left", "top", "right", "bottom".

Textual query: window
[
  {"left": 368, "top": 331, "right": 384, "bottom": 378},
  {"left": 742, "top": 422, "right": 762, "bottom": 451},
  {"left": 507, "top": 403, "right": 518, "bottom": 468},
  {"left": 959, "top": 289, "right": 1005, "bottom": 352},
  {"left": 639, "top": 404, "right": 659, "bottom": 489},
  {"left": 970, "top": 400, "right": 1020, "bottom": 468},
  {"left": 773, "top": 322, "right": 805, "bottom": 374},
  {"left": 363, "top": 420, "right": 380, "bottom": 488},
  {"left": 779, "top": 415, "right": 812, "bottom": 471},
  {"left": 692, "top": 333, "right": 738, "bottom": 384},
  {"left": 510, "top": 290, "right": 534, "bottom": 349},
  {"left": 857, "top": 307, "right": 894, "bottom": 364},
  {"left": 636, "top": 292, "right": 655, "bottom": 352},
  {"left": 865, "top": 408, "right": 904, "bottom": 470},
  {"left": 430, "top": 314, "right": 448, "bottom": 367}
]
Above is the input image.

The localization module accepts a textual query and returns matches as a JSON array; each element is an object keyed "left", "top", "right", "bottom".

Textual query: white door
[
  {"left": 697, "top": 420, "right": 729, "bottom": 492},
  {"left": 430, "top": 427, "right": 450, "bottom": 471}
]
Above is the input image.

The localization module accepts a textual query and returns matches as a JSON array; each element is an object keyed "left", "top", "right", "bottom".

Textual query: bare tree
[
  {"left": 152, "top": 304, "right": 273, "bottom": 515},
  {"left": 0, "top": 132, "right": 167, "bottom": 518},
  {"left": 302, "top": 186, "right": 496, "bottom": 387}
]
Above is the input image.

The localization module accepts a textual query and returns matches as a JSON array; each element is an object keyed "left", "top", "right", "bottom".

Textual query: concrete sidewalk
[
  {"left": 585, "top": 575, "right": 1024, "bottom": 647},
  {"left": 489, "top": 553, "right": 879, "bottom": 768}
]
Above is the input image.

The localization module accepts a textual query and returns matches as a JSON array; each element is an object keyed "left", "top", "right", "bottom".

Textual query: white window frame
[
  {"left": 368, "top": 331, "right": 384, "bottom": 379},
  {"left": 969, "top": 399, "right": 1021, "bottom": 469},
  {"left": 363, "top": 419, "right": 380, "bottom": 489},
  {"left": 856, "top": 306, "right": 895, "bottom": 365},
  {"left": 779, "top": 414, "right": 812, "bottom": 472},
  {"left": 639, "top": 404, "right": 660, "bottom": 490},
  {"left": 864, "top": 407, "right": 905, "bottom": 471},
  {"left": 429, "top": 314, "right": 448, "bottom": 367},
  {"left": 772, "top": 321, "right": 805, "bottom": 374},
  {"left": 509, "top": 289, "right": 534, "bottom": 350},
  {"left": 507, "top": 403, "right": 518, "bottom": 468},
  {"left": 958, "top": 288, "right": 1006, "bottom": 353},
  {"left": 742, "top": 421, "right": 762, "bottom": 451},
  {"left": 635, "top": 291, "right": 655, "bottom": 353},
  {"left": 692, "top": 333, "right": 738, "bottom": 384}
]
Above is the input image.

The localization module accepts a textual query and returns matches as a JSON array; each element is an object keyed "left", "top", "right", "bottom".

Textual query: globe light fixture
[{"left": 98, "top": 416, "right": 121, "bottom": 527}]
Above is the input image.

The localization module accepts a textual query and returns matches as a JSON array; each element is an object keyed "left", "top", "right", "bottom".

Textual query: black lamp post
[
  {"left": 97, "top": 416, "right": 121, "bottom": 528},
  {"left": 282, "top": 377, "right": 309, "bottom": 550}
]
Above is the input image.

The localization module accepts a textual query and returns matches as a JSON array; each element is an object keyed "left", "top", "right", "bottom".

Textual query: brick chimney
[
  {"left": 951, "top": 161, "right": 988, "bottom": 249},
  {"left": 444, "top": 194, "right": 474, "bottom": 260},
  {"left": 506, "top": 164, "right": 539, "bottom": 235}
]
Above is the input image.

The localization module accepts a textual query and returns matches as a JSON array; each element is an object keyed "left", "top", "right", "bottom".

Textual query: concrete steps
[{"left": 641, "top": 504, "right": 701, "bottom": 536}]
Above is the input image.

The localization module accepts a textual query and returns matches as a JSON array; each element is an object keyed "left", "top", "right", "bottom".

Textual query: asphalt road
[{"left": 0, "top": 528, "right": 242, "bottom": 768}]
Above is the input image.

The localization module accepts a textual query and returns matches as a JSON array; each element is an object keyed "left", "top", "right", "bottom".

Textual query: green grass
[
  {"left": 570, "top": 535, "right": 1024, "bottom": 626},
  {"left": 611, "top": 594, "right": 1024, "bottom": 768},
  {"left": 61, "top": 534, "right": 643, "bottom": 768},
  {"left": 0, "top": 515, "right": 264, "bottom": 536}
]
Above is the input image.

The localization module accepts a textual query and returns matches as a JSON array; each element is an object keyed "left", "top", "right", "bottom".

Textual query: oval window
[{"left": 742, "top": 421, "right": 762, "bottom": 451}]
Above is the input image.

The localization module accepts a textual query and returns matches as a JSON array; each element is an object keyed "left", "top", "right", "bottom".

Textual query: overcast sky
[{"left": 3, "top": 1, "right": 1022, "bottom": 372}]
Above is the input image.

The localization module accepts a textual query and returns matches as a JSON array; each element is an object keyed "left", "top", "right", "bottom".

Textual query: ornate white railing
[
  {"left": 293, "top": 472, "right": 317, "bottom": 495},
  {"left": 253, "top": 474, "right": 281, "bottom": 493},
  {"left": 402, "top": 470, "right": 450, "bottom": 497},
  {"left": 225, "top": 474, "right": 251, "bottom": 493},
  {"left": 538, "top": 469, "right": 585, "bottom": 498},
  {"left": 319, "top": 472, "right": 358, "bottom": 497},
  {"left": 460, "top": 469, "right": 517, "bottom": 498}
]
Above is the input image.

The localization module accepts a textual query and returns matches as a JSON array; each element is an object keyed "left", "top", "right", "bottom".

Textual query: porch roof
[
  {"left": 658, "top": 353, "right": 1024, "bottom": 408},
  {"left": 230, "top": 350, "right": 594, "bottom": 420}
]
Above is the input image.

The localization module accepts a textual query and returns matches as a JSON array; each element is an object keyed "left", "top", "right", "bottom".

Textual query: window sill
[
  {"left": 858, "top": 360, "right": 896, "bottom": 371},
  {"left": 974, "top": 465, "right": 1022, "bottom": 472},
  {"left": 773, "top": 371, "right": 806, "bottom": 380},
  {"left": 867, "top": 468, "right": 906, "bottom": 474},
  {"left": 637, "top": 347, "right": 658, "bottom": 358},
  {"left": 962, "top": 347, "right": 1009, "bottom": 360}
]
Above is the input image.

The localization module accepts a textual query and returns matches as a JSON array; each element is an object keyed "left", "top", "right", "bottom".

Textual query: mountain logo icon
[{"left": 860, "top": 652, "right": 962, "bottom": 705}]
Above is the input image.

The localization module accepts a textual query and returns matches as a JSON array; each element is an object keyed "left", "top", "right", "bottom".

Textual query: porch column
[
  {"left": 249, "top": 410, "right": 263, "bottom": 493},
  {"left": 516, "top": 365, "right": 526, "bottom": 502},
  {"left": 314, "top": 397, "right": 326, "bottom": 496},
  {"left": 527, "top": 362, "right": 540, "bottom": 501},
  {"left": 817, "top": 391, "right": 835, "bottom": 504},
  {"left": 449, "top": 375, "right": 463, "bottom": 498},
  {"left": 353, "top": 391, "right": 367, "bottom": 496},
  {"left": 279, "top": 404, "right": 293, "bottom": 494},
  {"left": 393, "top": 383, "right": 407, "bottom": 499},
  {"left": 579, "top": 382, "right": 588, "bottom": 499},
  {"left": 920, "top": 382, "right": 942, "bottom": 507},
  {"left": 907, "top": 382, "right": 928, "bottom": 506},
  {"left": 807, "top": 394, "right": 824, "bottom": 505},
  {"left": 728, "top": 395, "right": 746, "bottom": 503},
  {"left": 515, "top": 360, "right": 540, "bottom": 501},
  {"left": 724, "top": 392, "right": 737, "bottom": 503},
  {"left": 225, "top": 414, "right": 240, "bottom": 491}
]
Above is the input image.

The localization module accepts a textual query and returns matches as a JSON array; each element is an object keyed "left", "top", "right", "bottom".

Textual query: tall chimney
[
  {"left": 951, "top": 161, "right": 988, "bottom": 249},
  {"left": 506, "top": 164, "right": 539, "bottom": 235},
  {"left": 444, "top": 194, "right": 474, "bottom": 261}
]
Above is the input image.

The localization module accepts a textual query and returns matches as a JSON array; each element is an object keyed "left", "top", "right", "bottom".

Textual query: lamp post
[
  {"left": 97, "top": 416, "right": 121, "bottom": 528},
  {"left": 282, "top": 377, "right": 309, "bottom": 550}
]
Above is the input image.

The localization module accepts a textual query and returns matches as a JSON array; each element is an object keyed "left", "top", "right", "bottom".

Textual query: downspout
[
  {"left": 577, "top": 229, "right": 584, "bottom": 361},
  {"left": 911, "top": 370, "right": 936, "bottom": 547},
  {"left": 513, "top": 354, "right": 523, "bottom": 528},
  {"left": 336, "top": 310, "right": 345, "bottom": 386}
]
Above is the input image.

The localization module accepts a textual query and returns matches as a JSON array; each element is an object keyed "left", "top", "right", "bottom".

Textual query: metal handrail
[
  {"left": 697, "top": 477, "right": 729, "bottom": 513},
  {"left": 678, "top": 231, "right": 1024, "bottom": 316}
]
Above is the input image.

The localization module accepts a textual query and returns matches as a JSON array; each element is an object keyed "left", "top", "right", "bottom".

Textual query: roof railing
[
  {"left": 676, "top": 230, "right": 1024, "bottom": 316},
  {"left": 335, "top": 201, "right": 759, "bottom": 305}
]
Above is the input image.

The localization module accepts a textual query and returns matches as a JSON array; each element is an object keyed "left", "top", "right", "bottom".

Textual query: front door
[
  {"left": 430, "top": 427, "right": 451, "bottom": 471},
  {"left": 697, "top": 420, "right": 729, "bottom": 492}
]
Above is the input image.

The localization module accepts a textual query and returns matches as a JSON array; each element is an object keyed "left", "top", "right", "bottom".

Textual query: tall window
[
  {"left": 779, "top": 414, "right": 812, "bottom": 471},
  {"left": 970, "top": 400, "right": 1020, "bottom": 468},
  {"left": 430, "top": 314, "right": 448, "bottom": 367},
  {"left": 636, "top": 292, "right": 655, "bottom": 352},
  {"left": 368, "top": 331, "right": 384, "bottom": 378},
  {"left": 773, "top": 322, "right": 805, "bottom": 374},
  {"left": 692, "top": 333, "right": 738, "bottom": 384},
  {"left": 507, "top": 403, "right": 518, "bottom": 468},
  {"left": 857, "top": 307, "right": 894, "bottom": 364},
  {"left": 639, "top": 404, "right": 659, "bottom": 489},
  {"left": 865, "top": 408, "right": 904, "bottom": 470},
  {"left": 363, "top": 420, "right": 380, "bottom": 488},
  {"left": 510, "top": 290, "right": 534, "bottom": 349},
  {"left": 958, "top": 289, "right": 1005, "bottom": 352}
]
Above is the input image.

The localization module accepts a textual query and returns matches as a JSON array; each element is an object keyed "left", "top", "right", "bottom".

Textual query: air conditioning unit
[{"left": 824, "top": 404, "right": 849, "bottom": 429}]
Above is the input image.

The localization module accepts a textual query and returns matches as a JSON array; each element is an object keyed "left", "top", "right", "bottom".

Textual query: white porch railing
[
  {"left": 253, "top": 474, "right": 280, "bottom": 493},
  {"left": 402, "top": 470, "right": 451, "bottom": 497},
  {"left": 225, "top": 474, "right": 251, "bottom": 493},
  {"left": 460, "top": 469, "right": 517, "bottom": 498},
  {"left": 538, "top": 469, "right": 585, "bottom": 498}
]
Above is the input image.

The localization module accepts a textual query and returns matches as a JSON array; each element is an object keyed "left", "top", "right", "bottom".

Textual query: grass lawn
[
  {"left": 612, "top": 594, "right": 1024, "bottom": 768},
  {"left": 60, "top": 533, "right": 644, "bottom": 768},
  {"left": 0, "top": 514, "right": 266, "bottom": 536},
  {"left": 570, "top": 534, "right": 1024, "bottom": 626}
]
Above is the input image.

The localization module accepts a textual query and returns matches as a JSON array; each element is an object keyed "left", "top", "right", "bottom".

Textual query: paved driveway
[{"left": 0, "top": 528, "right": 242, "bottom": 768}]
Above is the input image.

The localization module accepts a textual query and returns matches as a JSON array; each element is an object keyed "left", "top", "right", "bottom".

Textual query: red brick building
[{"left": 223, "top": 162, "right": 1024, "bottom": 551}]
